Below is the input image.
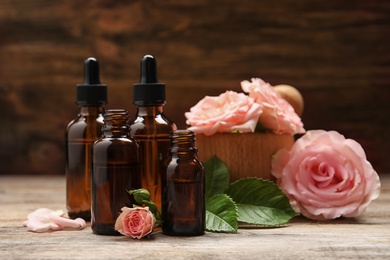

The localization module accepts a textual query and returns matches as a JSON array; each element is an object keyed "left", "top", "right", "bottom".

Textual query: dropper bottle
[
  {"left": 65, "top": 57, "right": 107, "bottom": 221},
  {"left": 130, "top": 55, "right": 177, "bottom": 209}
]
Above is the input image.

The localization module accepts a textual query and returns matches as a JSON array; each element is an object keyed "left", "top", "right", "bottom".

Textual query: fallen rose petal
[
  {"left": 23, "top": 208, "right": 87, "bottom": 233},
  {"left": 27, "top": 208, "right": 63, "bottom": 222},
  {"left": 49, "top": 214, "right": 86, "bottom": 229},
  {"left": 25, "top": 219, "right": 61, "bottom": 233}
]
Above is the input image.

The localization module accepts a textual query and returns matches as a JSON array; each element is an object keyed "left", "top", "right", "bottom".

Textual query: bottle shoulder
[
  {"left": 66, "top": 115, "right": 104, "bottom": 139},
  {"left": 94, "top": 136, "right": 138, "bottom": 145},
  {"left": 130, "top": 116, "right": 177, "bottom": 135},
  {"left": 93, "top": 137, "right": 140, "bottom": 155},
  {"left": 164, "top": 157, "right": 205, "bottom": 180},
  {"left": 67, "top": 114, "right": 104, "bottom": 126},
  {"left": 131, "top": 113, "right": 175, "bottom": 124},
  {"left": 167, "top": 155, "right": 203, "bottom": 163}
]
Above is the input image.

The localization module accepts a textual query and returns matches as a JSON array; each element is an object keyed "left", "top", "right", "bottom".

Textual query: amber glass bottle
[
  {"left": 162, "top": 130, "right": 205, "bottom": 236},
  {"left": 130, "top": 55, "right": 177, "bottom": 210},
  {"left": 91, "top": 109, "right": 141, "bottom": 235},
  {"left": 66, "top": 57, "right": 107, "bottom": 221}
]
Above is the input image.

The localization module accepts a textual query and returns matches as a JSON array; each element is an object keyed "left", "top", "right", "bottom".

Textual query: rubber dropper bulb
[
  {"left": 133, "top": 55, "right": 165, "bottom": 106},
  {"left": 83, "top": 57, "right": 102, "bottom": 85},
  {"left": 140, "top": 55, "right": 158, "bottom": 84},
  {"left": 76, "top": 57, "right": 107, "bottom": 105}
]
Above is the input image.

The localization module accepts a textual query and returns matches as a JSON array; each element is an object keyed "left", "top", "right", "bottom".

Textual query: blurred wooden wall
[{"left": 0, "top": 0, "right": 389, "bottom": 174}]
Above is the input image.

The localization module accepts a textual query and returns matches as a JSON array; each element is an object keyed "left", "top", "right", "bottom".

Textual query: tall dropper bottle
[
  {"left": 65, "top": 57, "right": 107, "bottom": 221},
  {"left": 130, "top": 55, "right": 177, "bottom": 209}
]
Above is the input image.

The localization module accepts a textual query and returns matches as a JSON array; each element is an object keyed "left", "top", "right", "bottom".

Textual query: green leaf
[
  {"left": 127, "top": 188, "right": 161, "bottom": 223},
  {"left": 205, "top": 194, "right": 238, "bottom": 233},
  {"left": 204, "top": 156, "right": 230, "bottom": 199},
  {"left": 142, "top": 200, "right": 158, "bottom": 217},
  {"left": 225, "top": 178, "right": 297, "bottom": 226},
  {"left": 128, "top": 189, "right": 151, "bottom": 205}
]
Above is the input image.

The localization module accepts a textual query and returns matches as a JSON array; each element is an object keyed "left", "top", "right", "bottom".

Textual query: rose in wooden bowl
[{"left": 185, "top": 78, "right": 305, "bottom": 181}]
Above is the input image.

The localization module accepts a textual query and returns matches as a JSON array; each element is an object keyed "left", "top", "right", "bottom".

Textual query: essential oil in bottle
[
  {"left": 65, "top": 57, "right": 107, "bottom": 221},
  {"left": 130, "top": 55, "right": 177, "bottom": 209},
  {"left": 91, "top": 109, "right": 141, "bottom": 235},
  {"left": 162, "top": 130, "right": 205, "bottom": 236}
]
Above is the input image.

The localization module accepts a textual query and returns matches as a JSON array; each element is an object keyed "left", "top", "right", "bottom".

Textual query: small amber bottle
[
  {"left": 130, "top": 55, "right": 177, "bottom": 210},
  {"left": 162, "top": 130, "right": 205, "bottom": 236},
  {"left": 91, "top": 109, "right": 141, "bottom": 235},
  {"left": 65, "top": 57, "right": 107, "bottom": 221}
]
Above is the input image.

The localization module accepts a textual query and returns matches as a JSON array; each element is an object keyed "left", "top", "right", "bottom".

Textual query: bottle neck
[
  {"left": 169, "top": 130, "right": 197, "bottom": 157},
  {"left": 136, "top": 105, "right": 164, "bottom": 117},
  {"left": 102, "top": 109, "right": 130, "bottom": 137},
  {"left": 79, "top": 105, "right": 105, "bottom": 116}
]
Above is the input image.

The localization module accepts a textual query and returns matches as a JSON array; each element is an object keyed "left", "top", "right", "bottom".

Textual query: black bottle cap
[
  {"left": 133, "top": 55, "right": 165, "bottom": 106},
  {"left": 76, "top": 57, "right": 108, "bottom": 105}
]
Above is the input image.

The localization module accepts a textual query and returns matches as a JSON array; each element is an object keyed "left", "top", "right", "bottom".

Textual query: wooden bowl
[{"left": 195, "top": 133, "right": 294, "bottom": 182}]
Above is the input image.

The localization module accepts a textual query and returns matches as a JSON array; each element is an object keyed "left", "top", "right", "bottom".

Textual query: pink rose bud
[
  {"left": 115, "top": 207, "right": 156, "bottom": 239},
  {"left": 272, "top": 130, "right": 381, "bottom": 220}
]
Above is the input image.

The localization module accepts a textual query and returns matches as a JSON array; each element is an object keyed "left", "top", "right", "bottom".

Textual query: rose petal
[
  {"left": 49, "top": 214, "right": 86, "bottom": 229},
  {"left": 23, "top": 208, "right": 87, "bottom": 233}
]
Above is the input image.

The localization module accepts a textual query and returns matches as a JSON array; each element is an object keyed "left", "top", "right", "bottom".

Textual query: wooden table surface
[{"left": 1, "top": 175, "right": 389, "bottom": 260}]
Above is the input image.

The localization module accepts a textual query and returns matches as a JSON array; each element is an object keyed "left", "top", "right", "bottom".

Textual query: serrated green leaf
[
  {"left": 204, "top": 156, "right": 230, "bottom": 199},
  {"left": 225, "top": 178, "right": 297, "bottom": 226},
  {"left": 205, "top": 194, "right": 238, "bottom": 233}
]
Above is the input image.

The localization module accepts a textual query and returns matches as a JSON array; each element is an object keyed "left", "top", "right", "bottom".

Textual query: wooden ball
[{"left": 274, "top": 84, "right": 304, "bottom": 116}]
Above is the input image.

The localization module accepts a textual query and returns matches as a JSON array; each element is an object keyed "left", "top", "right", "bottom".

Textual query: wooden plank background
[{"left": 0, "top": 0, "right": 389, "bottom": 175}]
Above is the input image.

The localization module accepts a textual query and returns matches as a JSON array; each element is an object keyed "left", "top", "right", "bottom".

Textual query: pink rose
[
  {"left": 241, "top": 78, "right": 305, "bottom": 135},
  {"left": 185, "top": 90, "right": 263, "bottom": 136},
  {"left": 272, "top": 130, "right": 381, "bottom": 220},
  {"left": 115, "top": 206, "right": 156, "bottom": 239}
]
